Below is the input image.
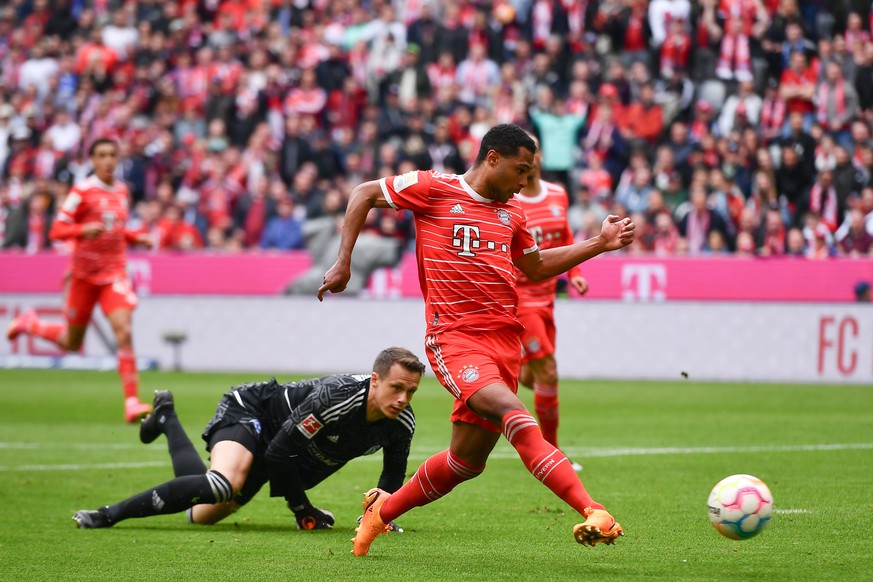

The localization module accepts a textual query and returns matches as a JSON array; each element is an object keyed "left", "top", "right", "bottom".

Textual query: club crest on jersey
[
  {"left": 550, "top": 205, "right": 562, "bottom": 217},
  {"left": 458, "top": 365, "right": 480, "bottom": 383},
  {"left": 526, "top": 337, "right": 541, "bottom": 353},
  {"left": 496, "top": 209, "right": 511, "bottom": 225},
  {"left": 393, "top": 171, "right": 419, "bottom": 192},
  {"left": 298, "top": 414, "right": 323, "bottom": 438}
]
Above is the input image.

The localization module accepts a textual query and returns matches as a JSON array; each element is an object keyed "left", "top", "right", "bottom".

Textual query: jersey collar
[
  {"left": 458, "top": 176, "right": 496, "bottom": 204},
  {"left": 515, "top": 180, "right": 549, "bottom": 204}
]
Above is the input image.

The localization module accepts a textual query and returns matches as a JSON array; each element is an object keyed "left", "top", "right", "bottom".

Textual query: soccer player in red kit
[
  {"left": 318, "top": 124, "right": 635, "bottom": 555},
  {"left": 515, "top": 134, "right": 589, "bottom": 470},
  {"left": 6, "top": 138, "right": 154, "bottom": 423}
]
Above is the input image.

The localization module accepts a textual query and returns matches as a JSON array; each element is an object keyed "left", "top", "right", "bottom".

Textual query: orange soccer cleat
[
  {"left": 352, "top": 488, "right": 393, "bottom": 556},
  {"left": 124, "top": 398, "right": 153, "bottom": 424},
  {"left": 6, "top": 309, "right": 37, "bottom": 341},
  {"left": 573, "top": 507, "right": 624, "bottom": 547}
]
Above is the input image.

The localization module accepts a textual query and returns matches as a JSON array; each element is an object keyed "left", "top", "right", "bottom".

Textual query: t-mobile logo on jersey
[
  {"left": 621, "top": 264, "right": 667, "bottom": 301},
  {"left": 452, "top": 224, "right": 509, "bottom": 257}
]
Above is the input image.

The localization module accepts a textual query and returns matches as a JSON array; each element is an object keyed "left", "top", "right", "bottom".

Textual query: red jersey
[
  {"left": 52, "top": 175, "right": 132, "bottom": 285},
  {"left": 380, "top": 170, "right": 539, "bottom": 334},
  {"left": 514, "top": 180, "right": 581, "bottom": 308}
]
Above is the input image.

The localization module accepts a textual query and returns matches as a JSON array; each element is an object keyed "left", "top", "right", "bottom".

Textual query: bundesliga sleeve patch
[
  {"left": 393, "top": 171, "right": 419, "bottom": 192},
  {"left": 297, "top": 414, "right": 324, "bottom": 439}
]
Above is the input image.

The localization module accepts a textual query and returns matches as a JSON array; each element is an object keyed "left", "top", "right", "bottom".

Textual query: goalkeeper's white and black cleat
[
  {"left": 73, "top": 508, "right": 113, "bottom": 529},
  {"left": 139, "top": 390, "right": 175, "bottom": 444}
]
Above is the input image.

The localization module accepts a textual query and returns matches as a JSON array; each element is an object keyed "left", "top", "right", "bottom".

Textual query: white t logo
[
  {"left": 452, "top": 224, "right": 481, "bottom": 257},
  {"left": 622, "top": 264, "right": 667, "bottom": 301}
]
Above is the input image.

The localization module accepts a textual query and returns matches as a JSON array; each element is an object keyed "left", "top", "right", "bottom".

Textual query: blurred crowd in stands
[{"left": 2, "top": 0, "right": 873, "bottom": 260}]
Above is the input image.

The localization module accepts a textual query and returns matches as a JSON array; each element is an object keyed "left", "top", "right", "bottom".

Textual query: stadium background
[{"left": 1, "top": 0, "right": 872, "bottom": 383}]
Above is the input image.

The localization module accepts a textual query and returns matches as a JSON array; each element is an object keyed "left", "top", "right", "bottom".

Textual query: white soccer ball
[{"left": 707, "top": 474, "right": 773, "bottom": 540}]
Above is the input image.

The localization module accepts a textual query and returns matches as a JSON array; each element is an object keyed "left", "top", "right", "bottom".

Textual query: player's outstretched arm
[
  {"left": 515, "top": 215, "right": 634, "bottom": 282},
  {"left": 317, "top": 180, "right": 392, "bottom": 301}
]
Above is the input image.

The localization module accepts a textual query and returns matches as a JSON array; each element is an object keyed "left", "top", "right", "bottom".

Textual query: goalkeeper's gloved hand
[{"left": 290, "top": 503, "right": 335, "bottom": 530}]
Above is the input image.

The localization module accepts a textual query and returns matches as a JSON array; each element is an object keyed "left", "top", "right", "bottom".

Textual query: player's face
[
  {"left": 369, "top": 363, "right": 420, "bottom": 420},
  {"left": 91, "top": 143, "right": 119, "bottom": 182},
  {"left": 488, "top": 148, "right": 534, "bottom": 203}
]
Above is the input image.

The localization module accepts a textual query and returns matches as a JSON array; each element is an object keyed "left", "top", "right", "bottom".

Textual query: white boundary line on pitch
[{"left": 1, "top": 442, "right": 871, "bottom": 472}]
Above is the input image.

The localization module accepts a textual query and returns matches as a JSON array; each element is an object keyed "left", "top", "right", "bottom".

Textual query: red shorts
[
  {"left": 517, "top": 305, "right": 556, "bottom": 364},
  {"left": 425, "top": 328, "right": 521, "bottom": 432},
  {"left": 65, "top": 276, "right": 138, "bottom": 326}
]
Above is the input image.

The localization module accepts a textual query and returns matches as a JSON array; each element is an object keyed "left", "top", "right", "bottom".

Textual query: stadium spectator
[
  {"left": 318, "top": 124, "right": 634, "bottom": 556},
  {"left": 72, "top": 347, "right": 424, "bottom": 529},
  {"left": 1, "top": 0, "right": 872, "bottom": 266},
  {"left": 260, "top": 196, "right": 304, "bottom": 251},
  {"left": 5, "top": 138, "right": 153, "bottom": 423}
]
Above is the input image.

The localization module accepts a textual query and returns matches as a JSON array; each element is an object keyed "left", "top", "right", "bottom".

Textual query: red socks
[
  {"left": 533, "top": 383, "right": 559, "bottom": 447},
  {"left": 380, "top": 450, "right": 484, "bottom": 523},
  {"left": 30, "top": 319, "right": 66, "bottom": 346},
  {"left": 502, "top": 410, "right": 603, "bottom": 514},
  {"left": 117, "top": 348, "right": 140, "bottom": 400}
]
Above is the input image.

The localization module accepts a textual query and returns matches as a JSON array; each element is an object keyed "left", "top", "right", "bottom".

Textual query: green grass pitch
[{"left": 0, "top": 369, "right": 871, "bottom": 581}]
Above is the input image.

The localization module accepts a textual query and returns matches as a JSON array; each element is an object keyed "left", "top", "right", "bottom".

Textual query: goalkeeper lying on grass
[{"left": 73, "top": 347, "right": 423, "bottom": 532}]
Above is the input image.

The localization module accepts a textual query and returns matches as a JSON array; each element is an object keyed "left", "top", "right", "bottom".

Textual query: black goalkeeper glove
[{"left": 289, "top": 502, "right": 335, "bottom": 530}]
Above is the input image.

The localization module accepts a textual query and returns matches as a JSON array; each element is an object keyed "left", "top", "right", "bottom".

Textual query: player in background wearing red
[
  {"left": 6, "top": 138, "right": 154, "bottom": 423},
  {"left": 515, "top": 134, "right": 589, "bottom": 472},
  {"left": 318, "top": 124, "right": 634, "bottom": 556}
]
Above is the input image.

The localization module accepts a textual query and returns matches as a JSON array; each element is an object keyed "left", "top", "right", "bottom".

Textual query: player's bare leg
[
  {"left": 468, "top": 383, "right": 621, "bottom": 546},
  {"left": 187, "top": 441, "right": 252, "bottom": 525},
  {"left": 6, "top": 310, "right": 76, "bottom": 348},
  {"left": 189, "top": 501, "right": 241, "bottom": 525},
  {"left": 107, "top": 308, "right": 151, "bottom": 422},
  {"left": 519, "top": 363, "right": 533, "bottom": 390}
]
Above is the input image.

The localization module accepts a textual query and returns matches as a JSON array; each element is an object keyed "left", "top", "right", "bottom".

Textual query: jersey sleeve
[
  {"left": 376, "top": 412, "right": 414, "bottom": 493},
  {"left": 56, "top": 187, "right": 83, "bottom": 224},
  {"left": 50, "top": 187, "right": 85, "bottom": 240},
  {"left": 510, "top": 206, "right": 539, "bottom": 260},
  {"left": 378, "top": 170, "right": 433, "bottom": 214}
]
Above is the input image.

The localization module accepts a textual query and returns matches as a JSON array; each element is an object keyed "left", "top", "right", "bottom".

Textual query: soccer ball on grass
[{"left": 707, "top": 474, "right": 773, "bottom": 540}]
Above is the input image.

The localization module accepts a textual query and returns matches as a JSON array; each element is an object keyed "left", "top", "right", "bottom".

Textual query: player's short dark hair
[
  {"left": 373, "top": 347, "right": 426, "bottom": 378},
  {"left": 474, "top": 124, "right": 537, "bottom": 164},
  {"left": 88, "top": 137, "right": 119, "bottom": 157}
]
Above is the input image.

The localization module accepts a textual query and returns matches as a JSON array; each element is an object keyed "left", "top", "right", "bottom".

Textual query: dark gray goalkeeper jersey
[{"left": 203, "top": 374, "right": 415, "bottom": 493}]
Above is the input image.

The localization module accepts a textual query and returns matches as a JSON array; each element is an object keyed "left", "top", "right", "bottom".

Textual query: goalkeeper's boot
[
  {"left": 352, "top": 488, "right": 393, "bottom": 556},
  {"left": 573, "top": 507, "right": 623, "bottom": 546},
  {"left": 124, "top": 397, "right": 153, "bottom": 425},
  {"left": 6, "top": 309, "right": 36, "bottom": 341},
  {"left": 139, "top": 390, "right": 175, "bottom": 442},
  {"left": 73, "top": 508, "right": 113, "bottom": 529}
]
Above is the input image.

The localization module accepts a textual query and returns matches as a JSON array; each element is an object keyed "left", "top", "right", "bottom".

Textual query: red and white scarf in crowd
[
  {"left": 583, "top": 119, "right": 614, "bottom": 152},
  {"left": 686, "top": 209, "right": 711, "bottom": 254},
  {"left": 816, "top": 80, "right": 846, "bottom": 131},
  {"left": 718, "top": 0, "right": 756, "bottom": 35},
  {"left": 562, "top": 0, "right": 586, "bottom": 50},
  {"left": 531, "top": 0, "right": 553, "bottom": 49},
  {"left": 809, "top": 182, "right": 839, "bottom": 232},
  {"left": 761, "top": 94, "right": 786, "bottom": 133},
  {"left": 716, "top": 33, "right": 751, "bottom": 77}
]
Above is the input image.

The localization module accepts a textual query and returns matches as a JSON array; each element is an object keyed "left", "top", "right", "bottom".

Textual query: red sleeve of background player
[
  {"left": 563, "top": 212, "right": 583, "bottom": 280},
  {"left": 510, "top": 203, "right": 539, "bottom": 259},
  {"left": 49, "top": 187, "right": 85, "bottom": 241},
  {"left": 378, "top": 170, "right": 433, "bottom": 214}
]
